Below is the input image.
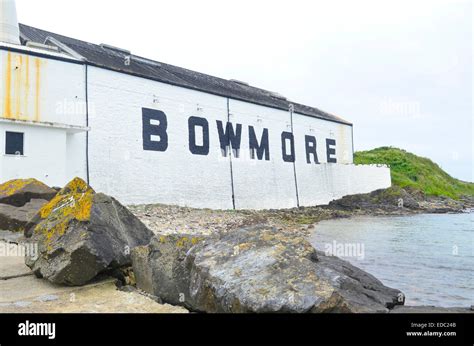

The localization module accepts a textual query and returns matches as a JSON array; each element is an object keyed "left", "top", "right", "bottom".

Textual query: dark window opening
[{"left": 5, "top": 132, "right": 24, "bottom": 155}]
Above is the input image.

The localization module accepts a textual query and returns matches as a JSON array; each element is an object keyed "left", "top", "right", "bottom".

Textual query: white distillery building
[{"left": 0, "top": 0, "right": 391, "bottom": 210}]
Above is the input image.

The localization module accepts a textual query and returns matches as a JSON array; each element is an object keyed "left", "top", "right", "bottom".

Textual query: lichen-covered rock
[
  {"left": 25, "top": 178, "right": 154, "bottom": 286},
  {"left": 134, "top": 225, "right": 404, "bottom": 313},
  {"left": 0, "top": 178, "right": 57, "bottom": 207},
  {"left": 132, "top": 234, "right": 207, "bottom": 305},
  {"left": 0, "top": 199, "right": 48, "bottom": 232},
  {"left": 329, "top": 186, "right": 420, "bottom": 211}
]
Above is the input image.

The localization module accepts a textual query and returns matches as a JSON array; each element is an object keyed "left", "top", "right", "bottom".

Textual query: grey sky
[{"left": 16, "top": 0, "right": 473, "bottom": 181}]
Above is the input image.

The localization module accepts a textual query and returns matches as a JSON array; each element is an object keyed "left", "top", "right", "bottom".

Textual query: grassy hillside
[{"left": 354, "top": 147, "right": 474, "bottom": 199}]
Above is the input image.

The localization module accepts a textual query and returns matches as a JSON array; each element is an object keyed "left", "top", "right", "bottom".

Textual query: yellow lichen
[
  {"left": 158, "top": 235, "right": 203, "bottom": 247},
  {"left": 237, "top": 243, "right": 252, "bottom": 252},
  {"left": 0, "top": 178, "right": 43, "bottom": 197},
  {"left": 175, "top": 236, "right": 204, "bottom": 248},
  {"left": 34, "top": 177, "right": 95, "bottom": 252},
  {"left": 191, "top": 237, "right": 203, "bottom": 245},
  {"left": 176, "top": 237, "right": 190, "bottom": 248}
]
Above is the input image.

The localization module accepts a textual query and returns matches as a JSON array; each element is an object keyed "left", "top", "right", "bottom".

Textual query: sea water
[{"left": 309, "top": 213, "right": 473, "bottom": 307}]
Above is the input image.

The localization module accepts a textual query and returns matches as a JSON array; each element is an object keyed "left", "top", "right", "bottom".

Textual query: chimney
[{"left": 0, "top": 0, "right": 20, "bottom": 45}]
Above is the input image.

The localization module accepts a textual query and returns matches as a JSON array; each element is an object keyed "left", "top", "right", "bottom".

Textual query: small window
[{"left": 5, "top": 131, "right": 24, "bottom": 155}]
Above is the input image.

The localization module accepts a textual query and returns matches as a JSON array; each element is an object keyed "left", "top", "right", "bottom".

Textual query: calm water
[{"left": 310, "top": 213, "right": 473, "bottom": 307}]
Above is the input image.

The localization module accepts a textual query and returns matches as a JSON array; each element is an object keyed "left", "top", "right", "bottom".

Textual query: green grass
[{"left": 354, "top": 147, "right": 474, "bottom": 199}]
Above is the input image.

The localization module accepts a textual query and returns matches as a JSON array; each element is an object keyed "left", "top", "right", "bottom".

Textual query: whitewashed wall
[
  {"left": 0, "top": 47, "right": 391, "bottom": 209},
  {"left": 87, "top": 66, "right": 391, "bottom": 209},
  {"left": 0, "top": 123, "right": 66, "bottom": 186},
  {"left": 229, "top": 99, "right": 297, "bottom": 209},
  {"left": 87, "top": 66, "right": 234, "bottom": 208},
  {"left": 292, "top": 112, "right": 353, "bottom": 165},
  {"left": 65, "top": 132, "right": 87, "bottom": 180},
  {"left": 0, "top": 48, "right": 87, "bottom": 187},
  {"left": 296, "top": 164, "right": 391, "bottom": 207},
  {"left": 293, "top": 112, "right": 354, "bottom": 206}
]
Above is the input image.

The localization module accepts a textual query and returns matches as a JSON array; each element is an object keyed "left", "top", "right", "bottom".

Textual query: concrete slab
[
  {"left": 0, "top": 280, "right": 188, "bottom": 313},
  {"left": 0, "top": 235, "right": 187, "bottom": 313},
  {"left": 0, "top": 242, "right": 33, "bottom": 280},
  {"left": 0, "top": 275, "right": 108, "bottom": 304},
  {"left": 0, "top": 231, "right": 25, "bottom": 244}
]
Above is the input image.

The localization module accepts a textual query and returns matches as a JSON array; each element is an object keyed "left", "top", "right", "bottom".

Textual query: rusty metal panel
[{"left": 0, "top": 49, "right": 86, "bottom": 126}]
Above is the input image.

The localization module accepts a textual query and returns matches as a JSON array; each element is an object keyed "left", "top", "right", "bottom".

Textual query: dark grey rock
[
  {"left": 134, "top": 225, "right": 403, "bottom": 313},
  {"left": 0, "top": 199, "right": 48, "bottom": 232},
  {"left": 25, "top": 178, "right": 153, "bottom": 286},
  {"left": 132, "top": 234, "right": 208, "bottom": 306},
  {"left": 329, "top": 187, "right": 420, "bottom": 211},
  {"left": 0, "top": 179, "right": 57, "bottom": 207}
]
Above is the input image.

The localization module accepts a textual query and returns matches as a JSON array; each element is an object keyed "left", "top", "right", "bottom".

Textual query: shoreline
[
  {"left": 1, "top": 186, "right": 472, "bottom": 313},
  {"left": 128, "top": 187, "right": 474, "bottom": 237},
  {"left": 126, "top": 188, "right": 473, "bottom": 313}
]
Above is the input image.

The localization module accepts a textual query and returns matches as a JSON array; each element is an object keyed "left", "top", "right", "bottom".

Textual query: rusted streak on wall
[
  {"left": 34, "top": 57, "right": 41, "bottom": 122},
  {"left": 23, "top": 55, "right": 30, "bottom": 118},
  {"left": 14, "top": 55, "right": 22, "bottom": 118},
  {"left": 4, "top": 52, "right": 12, "bottom": 118},
  {"left": 2, "top": 52, "right": 44, "bottom": 122}
]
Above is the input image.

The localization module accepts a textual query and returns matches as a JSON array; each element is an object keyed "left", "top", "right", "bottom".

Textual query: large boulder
[
  {"left": 133, "top": 225, "right": 404, "bottom": 313},
  {"left": 25, "top": 178, "right": 154, "bottom": 286},
  {"left": 329, "top": 186, "right": 420, "bottom": 211},
  {"left": 132, "top": 234, "right": 208, "bottom": 305},
  {"left": 0, "top": 199, "right": 48, "bottom": 232},
  {"left": 0, "top": 178, "right": 57, "bottom": 207}
]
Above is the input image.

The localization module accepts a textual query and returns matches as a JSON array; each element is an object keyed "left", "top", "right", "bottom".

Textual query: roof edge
[{"left": 16, "top": 23, "right": 353, "bottom": 126}]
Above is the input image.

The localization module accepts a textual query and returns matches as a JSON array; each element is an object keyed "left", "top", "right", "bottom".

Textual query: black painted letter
[
  {"left": 305, "top": 135, "right": 319, "bottom": 164},
  {"left": 249, "top": 126, "right": 270, "bottom": 161},
  {"left": 216, "top": 120, "right": 242, "bottom": 158},
  {"left": 326, "top": 138, "right": 337, "bottom": 163},
  {"left": 188, "top": 116, "right": 209, "bottom": 155},
  {"left": 281, "top": 131, "right": 295, "bottom": 163},
  {"left": 142, "top": 108, "right": 168, "bottom": 152}
]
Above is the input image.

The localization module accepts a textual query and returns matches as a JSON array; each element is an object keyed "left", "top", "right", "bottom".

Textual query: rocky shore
[
  {"left": 0, "top": 178, "right": 472, "bottom": 313},
  {"left": 128, "top": 186, "right": 474, "bottom": 238}
]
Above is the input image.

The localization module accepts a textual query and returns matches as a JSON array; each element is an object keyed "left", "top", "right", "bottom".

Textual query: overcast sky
[{"left": 16, "top": 0, "right": 473, "bottom": 181}]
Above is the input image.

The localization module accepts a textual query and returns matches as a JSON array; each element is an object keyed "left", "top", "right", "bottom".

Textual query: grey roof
[{"left": 18, "top": 24, "right": 351, "bottom": 125}]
